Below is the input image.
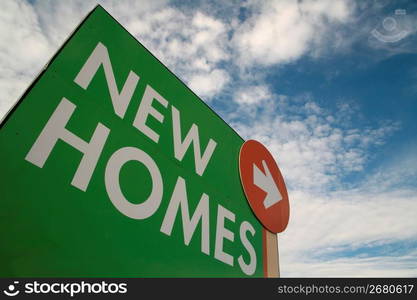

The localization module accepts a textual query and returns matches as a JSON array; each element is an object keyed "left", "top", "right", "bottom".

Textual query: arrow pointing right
[{"left": 253, "top": 160, "right": 282, "bottom": 209}]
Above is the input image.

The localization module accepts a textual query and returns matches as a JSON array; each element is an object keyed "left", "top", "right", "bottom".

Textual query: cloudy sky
[{"left": 1, "top": 0, "right": 417, "bottom": 277}]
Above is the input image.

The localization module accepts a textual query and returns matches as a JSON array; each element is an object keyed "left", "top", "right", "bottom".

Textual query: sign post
[
  {"left": 264, "top": 230, "right": 280, "bottom": 277},
  {"left": 0, "top": 5, "right": 289, "bottom": 277}
]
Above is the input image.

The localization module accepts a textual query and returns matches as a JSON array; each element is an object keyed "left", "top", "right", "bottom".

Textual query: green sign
[{"left": 0, "top": 5, "right": 264, "bottom": 277}]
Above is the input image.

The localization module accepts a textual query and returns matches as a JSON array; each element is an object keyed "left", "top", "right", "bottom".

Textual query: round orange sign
[{"left": 239, "top": 140, "right": 289, "bottom": 233}]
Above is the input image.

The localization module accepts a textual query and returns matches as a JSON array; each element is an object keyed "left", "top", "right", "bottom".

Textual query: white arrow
[{"left": 253, "top": 160, "right": 282, "bottom": 209}]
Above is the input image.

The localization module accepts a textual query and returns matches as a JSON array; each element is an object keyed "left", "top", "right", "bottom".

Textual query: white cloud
[
  {"left": 121, "top": 7, "right": 230, "bottom": 99},
  {"left": 228, "top": 95, "right": 399, "bottom": 192},
  {"left": 226, "top": 87, "right": 417, "bottom": 277},
  {"left": 280, "top": 187, "right": 417, "bottom": 277},
  {"left": 234, "top": 85, "right": 272, "bottom": 105},
  {"left": 0, "top": 0, "right": 231, "bottom": 121},
  {"left": 188, "top": 68, "right": 230, "bottom": 98},
  {"left": 363, "top": 143, "right": 417, "bottom": 191},
  {"left": 232, "top": 0, "right": 354, "bottom": 66},
  {"left": 0, "top": 0, "right": 54, "bottom": 118},
  {"left": 283, "top": 188, "right": 417, "bottom": 251},
  {"left": 284, "top": 251, "right": 417, "bottom": 277}
]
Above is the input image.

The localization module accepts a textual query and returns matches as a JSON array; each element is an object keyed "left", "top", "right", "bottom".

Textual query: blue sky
[{"left": 1, "top": 0, "right": 416, "bottom": 276}]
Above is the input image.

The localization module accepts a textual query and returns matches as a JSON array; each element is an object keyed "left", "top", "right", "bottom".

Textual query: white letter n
[{"left": 74, "top": 42, "right": 139, "bottom": 119}]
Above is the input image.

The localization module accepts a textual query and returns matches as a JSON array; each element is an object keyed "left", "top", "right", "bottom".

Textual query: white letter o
[{"left": 105, "top": 147, "right": 163, "bottom": 219}]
